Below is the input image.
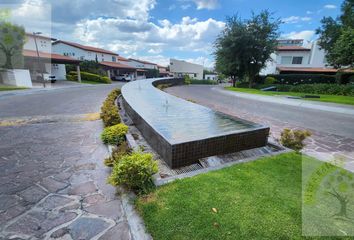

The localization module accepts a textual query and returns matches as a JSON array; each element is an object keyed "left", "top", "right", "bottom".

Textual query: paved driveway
[
  {"left": 0, "top": 83, "right": 141, "bottom": 239},
  {"left": 165, "top": 85, "right": 354, "bottom": 171}
]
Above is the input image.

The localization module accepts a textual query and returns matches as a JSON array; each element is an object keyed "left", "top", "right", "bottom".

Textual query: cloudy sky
[{"left": 2, "top": 0, "right": 342, "bottom": 68}]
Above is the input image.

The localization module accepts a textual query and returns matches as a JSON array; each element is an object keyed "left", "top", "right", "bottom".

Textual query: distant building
[
  {"left": 52, "top": 40, "right": 119, "bottom": 62},
  {"left": 126, "top": 58, "right": 157, "bottom": 70},
  {"left": 23, "top": 33, "right": 79, "bottom": 82},
  {"left": 52, "top": 40, "right": 138, "bottom": 80},
  {"left": 157, "top": 65, "right": 171, "bottom": 77},
  {"left": 169, "top": 59, "right": 203, "bottom": 79},
  {"left": 260, "top": 39, "right": 333, "bottom": 75},
  {"left": 204, "top": 74, "right": 218, "bottom": 81}
]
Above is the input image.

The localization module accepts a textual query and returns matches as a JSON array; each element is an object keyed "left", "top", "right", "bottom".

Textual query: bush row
[
  {"left": 276, "top": 84, "right": 354, "bottom": 96},
  {"left": 255, "top": 73, "right": 354, "bottom": 85},
  {"left": 100, "top": 89, "right": 121, "bottom": 127},
  {"left": 99, "top": 90, "right": 158, "bottom": 194},
  {"left": 67, "top": 71, "right": 112, "bottom": 84},
  {"left": 190, "top": 79, "right": 218, "bottom": 85}
]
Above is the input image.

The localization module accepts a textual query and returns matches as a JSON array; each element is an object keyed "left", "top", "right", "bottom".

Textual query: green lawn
[
  {"left": 136, "top": 152, "right": 354, "bottom": 239},
  {"left": 225, "top": 87, "right": 354, "bottom": 106},
  {"left": 0, "top": 86, "right": 27, "bottom": 91}
]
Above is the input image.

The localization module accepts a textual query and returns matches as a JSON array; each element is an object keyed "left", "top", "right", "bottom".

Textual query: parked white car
[
  {"left": 32, "top": 71, "right": 56, "bottom": 83},
  {"left": 114, "top": 74, "right": 134, "bottom": 82}
]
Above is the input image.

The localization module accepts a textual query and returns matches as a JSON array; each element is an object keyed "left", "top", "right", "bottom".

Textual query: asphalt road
[
  {"left": 0, "top": 83, "right": 124, "bottom": 118},
  {"left": 165, "top": 85, "right": 354, "bottom": 139}
]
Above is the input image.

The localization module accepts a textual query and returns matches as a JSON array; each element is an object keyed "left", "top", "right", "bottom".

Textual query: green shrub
[
  {"left": 276, "top": 84, "right": 354, "bottom": 96},
  {"left": 100, "top": 89, "right": 121, "bottom": 127},
  {"left": 336, "top": 72, "right": 354, "bottom": 84},
  {"left": 280, "top": 128, "right": 311, "bottom": 152},
  {"left": 68, "top": 71, "right": 111, "bottom": 84},
  {"left": 190, "top": 79, "right": 217, "bottom": 85},
  {"left": 268, "top": 74, "right": 336, "bottom": 85},
  {"left": 101, "top": 123, "right": 128, "bottom": 145},
  {"left": 100, "top": 76, "right": 112, "bottom": 84},
  {"left": 66, "top": 74, "right": 77, "bottom": 81},
  {"left": 108, "top": 151, "right": 158, "bottom": 194},
  {"left": 184, "top": 75, "right": 191, "bottom": 85},
  {"left": 104, "top": 141, "right": 132, "bottom": 167},
  {"left": 264, "top": 76, "right": 276, "bottom": 85}
]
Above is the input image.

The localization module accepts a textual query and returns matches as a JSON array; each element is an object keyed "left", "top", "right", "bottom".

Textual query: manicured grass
[
  {"left": 225, "top": 87, "right": 354, "bottom": 106},
  {"left": 0, "top": 86, "right": 27, "bottom": 91},
  {"left": 136, "top": 152, "right": 354, "bottom": 239}
]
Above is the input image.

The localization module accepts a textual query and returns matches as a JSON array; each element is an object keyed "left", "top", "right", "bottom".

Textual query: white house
[
  {"left": 126, "top": 58, "right": 157, "bottom": 70},
  {"left": 260, "top": 39, "right": 333, "bottom": 75},
  {"left": 204, "top": 74, "right": 218, "bottom": 81},
  {"left": 52, "top": 40, "right": 138, "bottom": 80},
  {"left": 23, "top": 34, "right": 80, "bottom": 82},
  {"left": 169, "top": 59, "right": 203, "bottom": 79},
  {"left": 52, "top": 40, "right": 119, "bottom": 62}
]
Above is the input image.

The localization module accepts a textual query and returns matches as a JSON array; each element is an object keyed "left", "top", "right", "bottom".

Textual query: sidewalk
[
  {"left": 0, "top": 81, "right": 124, "bottom": 99},
  {"left": 214, "top": 86, "right": 354, "bottom": 116}
]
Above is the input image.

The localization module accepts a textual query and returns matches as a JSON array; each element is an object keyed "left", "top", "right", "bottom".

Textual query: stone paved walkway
[{"left": 0, "top": 115, "right": 146, "bottom": 239}]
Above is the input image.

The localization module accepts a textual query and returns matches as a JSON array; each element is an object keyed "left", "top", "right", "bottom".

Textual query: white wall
[
  {"left": 126, "top": 60, "right": 157, "bottom": 69},
  {"left": 0, "top": 69, "right": 32, "bottom": 88},
  {"left": 51, "top": 63, "right": 67, "bottom": 80},
  {"left": 169, "top": 59, "right": 203, "bottom": 79},
  {"left": 260, "top": 40, "right": 329, "bottom": 75},
  {"left": 24, "top": 35, "right": 52, "bottom": 53},
  {"left": 205, "top": 74, "right": 217, "bottom": 80},
  {"left": 52, "top": 43, "right": 117, "bottom": 62},
  {"left": 308, "top": 41, "right": 327, "bottom": 68}
]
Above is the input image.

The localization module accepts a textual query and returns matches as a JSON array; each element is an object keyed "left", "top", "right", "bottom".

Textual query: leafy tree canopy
[
  {"left": 316, "top": 0, "right": 354, "bottom": 68},
  {"left": 214, "top": 10, "right": 280, "bottom": 87},
  {"left": 0, "top": 21, "right": 26, "bottom": 69}
]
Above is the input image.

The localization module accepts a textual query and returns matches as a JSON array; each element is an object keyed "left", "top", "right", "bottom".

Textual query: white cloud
[
  {"left": 282, "top": 16, "right": 312, "bottom": 24},
  {"left": 306, "top": 10, "right": 313, "bottom": 14},
  {"left": 72, "top": 16, "right": 224, "bottom": 57},
  {"left": 11, "top": 0, "right": 222, "bottom": 68},
  {"left": 324, "top": 4, "right": 337, "bottom": 9},
  {"left": 282, "top": 30, "right": 315, "bottom": 41},
  {"left": 181, "top": 4, "right": 192, "bottom": 10},
  {"left": 179, "top": 0, "right": 219, "bottom": 10}
]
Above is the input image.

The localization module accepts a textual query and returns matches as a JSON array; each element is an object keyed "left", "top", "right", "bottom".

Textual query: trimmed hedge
[
  {"left": 276, "top": 84, "right": 354, "bottom": 96},
  {"left": 101, "top": 123, "right": 128, "bottom": 145},
  {"left": 100, "top": 89, "right": 121, "bottom": 127},
  {"left": 108, "top": 151, "right": 158, "bottom": 194},
  {"left": 268, "top": 74, "right": 336, "bottom": 85},
  {"left": 67, "top": 71, "right": 111, "bottom": 84},
  {"left": 190, "top": 79, "right": 218, "bottom": 85}
]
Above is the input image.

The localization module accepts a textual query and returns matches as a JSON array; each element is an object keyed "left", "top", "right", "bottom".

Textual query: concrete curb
[{"left": 154, "top": 142, "right": 292, "bottom": 186}]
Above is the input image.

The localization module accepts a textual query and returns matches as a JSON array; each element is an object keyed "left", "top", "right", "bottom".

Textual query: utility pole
[{"left": 33, "top": 32, "right": 45, "bottom": 88}]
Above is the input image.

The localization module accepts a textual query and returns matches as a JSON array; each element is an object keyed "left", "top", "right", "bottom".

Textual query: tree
[
  {"left": 214, "top": 11, "right": 280, "bottom": 87},
  {"left": 0, "top": 21, "right": 25, "bottom": 69},
  {"left": 316, "top": 0, "right": 354, "bottom": 68}
]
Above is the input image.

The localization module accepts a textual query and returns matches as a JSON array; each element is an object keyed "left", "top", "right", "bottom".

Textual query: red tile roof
[
  {"left": 53, "top": 40, "right": 118, "bottom": 56},
  {"left": 276, "top": 46, "right": 310, "bottom": 51},
  {"left": 118, "top": 56, "right": 129, "bottom": 62},
  {"left": 99, "top": 61, "right": 136, "bottom": 69},
  {"left": 23, "top": 49, "right": 80, "bottom": 63},
  {"left": 129, "top": 58, "right": 157, "bottom": 65}
]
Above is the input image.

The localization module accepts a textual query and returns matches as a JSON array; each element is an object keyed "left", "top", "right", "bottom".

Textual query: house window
[
  {"left": 112, "top": 56, "right": 116, "bottom": 62},
  {"left": 281, "top": 56, "right": 292, "bottom": 64},
  {"left": 292, "top": 57, "right": 303, "bottom": 64},
  {"left": 194, "top": 73, "right": 197, "bottom": 77}
]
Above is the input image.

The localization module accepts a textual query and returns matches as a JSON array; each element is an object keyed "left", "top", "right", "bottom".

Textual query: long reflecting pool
[{"left": 122, "top": 78, "right": 269, "bottom": 168}]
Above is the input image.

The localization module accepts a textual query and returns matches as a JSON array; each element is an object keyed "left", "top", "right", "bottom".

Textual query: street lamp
[{"left": 33, "top": 32, "right": 45, "bottom": 88}]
